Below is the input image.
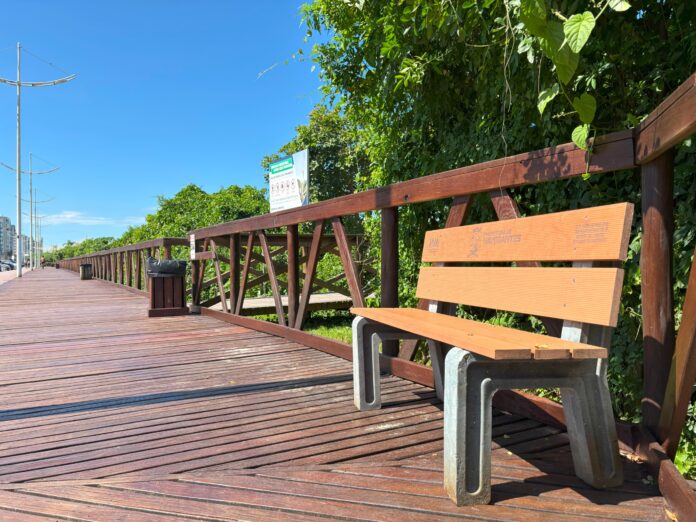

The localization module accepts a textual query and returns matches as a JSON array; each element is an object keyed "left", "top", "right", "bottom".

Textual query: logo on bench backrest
[
  {"left": 427, "top": 237, "right": 440, "bottom": 251},
  {"left": 483, "top": 228, "right": 521, "bottom": 246},
  {"left": 574, "top": 222, "right": 609, "bottom": 244},
  {"left": 468, "top": 227, "right": 481, "bottom": 258}
]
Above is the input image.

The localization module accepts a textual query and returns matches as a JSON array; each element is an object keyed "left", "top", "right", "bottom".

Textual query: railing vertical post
[
  {"left": 126, "top": 251, "right": 132, "bottom": 287},
  {"left": 135, "top": 250, "right": 142, "bottom": 290},
  {"left": 191, "top": 240, "right": 202, "bottom": 310},
  {"left": 381, "top": 206, "right": 399, "bottom": 356},
  {"left": 119, "top": 252, "right": 125, "bottom": 285},
  {"left": 112, "top": 253, "right": 117, "bottom": 283},
  {"left": 641, "top": 150, "right": 676, "bottom": 432},
  {"left": 229, "top": 234, "right": 240, "bottom": 314},
  {"left": 164, "top": 243, "right": 172, "bottom": 260},
  {"left": 287, "top": 225, "right": 299, "bottom": 328}
]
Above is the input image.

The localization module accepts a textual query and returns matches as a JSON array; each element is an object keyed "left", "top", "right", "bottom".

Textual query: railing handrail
[
  {"left": 191, "top": 130, "right": 634, "bottom": 239},
  {"left": 635, "top": 72, "right": 696, "bottom": 163},
  {"left": 64, "top": 237, "right": 188, "bottom": 261}
]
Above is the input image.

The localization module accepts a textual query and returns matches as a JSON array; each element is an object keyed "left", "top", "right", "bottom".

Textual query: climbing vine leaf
[
  {"left": 564, "top": 12, "right": 596, "bottom": 53},
  {"left": 573, "top": 93, "right": 597, "bottom": 124},
  {"left": 572, "top": 124, "right": 590, "bottom": 150},
  {"left": 538, "top": 84, "right": 560, "bottom": 116}
]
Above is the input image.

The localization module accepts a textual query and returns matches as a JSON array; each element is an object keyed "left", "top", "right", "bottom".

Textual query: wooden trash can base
[
  {"left": 148, "top": 275, "right": 188, "bottom": 318},
  {"left": 148, "top": 307, "right": 189, "bottom": 318}
]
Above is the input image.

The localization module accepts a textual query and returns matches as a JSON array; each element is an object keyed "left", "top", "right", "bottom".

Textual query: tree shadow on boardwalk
[{"left": 0, "top": 373, "right": 355, "bottom": 421}]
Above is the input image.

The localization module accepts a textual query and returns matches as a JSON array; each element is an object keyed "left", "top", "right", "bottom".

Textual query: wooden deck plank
[{"left": 0, "top": 270, "right": 664, "bottom": 520}]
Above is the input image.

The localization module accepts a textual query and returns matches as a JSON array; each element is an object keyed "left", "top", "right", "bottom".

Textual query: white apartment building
[{"left": 0, "top": 216, "right": 12, "bottom": 258}]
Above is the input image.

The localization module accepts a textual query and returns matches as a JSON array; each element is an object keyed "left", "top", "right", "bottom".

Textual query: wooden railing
[
  {"left": 60, "top": 72, "right": 696, "bottom": 518},
  {"left": 59, "top": 237, "right": 188, "bottom": 293},
  {"left": 194, "top": 232, "right": 373, "bottom": 316},
  {"left": 189, "top": 130, "right": 633, "bottom": 345}
]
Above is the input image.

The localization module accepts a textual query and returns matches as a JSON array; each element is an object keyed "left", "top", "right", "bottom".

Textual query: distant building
[
  {"left": 20, "top": 234, "right": 30, "bottom": 263},
  {"left": 0, "top": 216, "right": 12, "bottom": 258},
  {"left": 10, "top": 224, "right": 16, "bottom": 260}
]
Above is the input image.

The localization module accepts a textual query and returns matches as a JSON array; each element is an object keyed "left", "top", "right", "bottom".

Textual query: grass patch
[
  {"left": 303, "top": 311, "right": 353, "bottom": 344},
  {"left": 250, "top": 310, "right": 354, "bottom": 344},
  {"left": 305, "top": 324, "right": 352, "bottom": 344}
]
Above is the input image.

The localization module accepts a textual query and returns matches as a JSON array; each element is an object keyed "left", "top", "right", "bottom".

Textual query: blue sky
[{"left": 0, "top": 1, "right": 323, "bottom": 248}]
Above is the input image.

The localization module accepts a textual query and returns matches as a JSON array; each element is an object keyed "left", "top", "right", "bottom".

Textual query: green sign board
[{"left": 268, "top": 150, "right": 309, "bottom": 212}]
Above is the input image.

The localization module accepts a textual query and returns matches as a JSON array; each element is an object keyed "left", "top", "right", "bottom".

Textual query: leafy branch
[{"left": 522, "top": 0, "right": 632, "bottom": 150}]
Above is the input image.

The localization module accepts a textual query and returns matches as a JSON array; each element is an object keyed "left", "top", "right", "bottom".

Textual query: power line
[
  {"left": 21, "top": 46, "right": 71, "bottom": 75},
  {"left": 30, "top": 152, "right": 60, "bottom": 168}
]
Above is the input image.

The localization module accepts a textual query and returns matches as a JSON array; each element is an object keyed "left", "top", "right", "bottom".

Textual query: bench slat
[
  {"left": 351, "top": 307, "right": 607, "bottom": 359},
  {"left": 422, "top": 203, "right": 633, "bottom": 263},
  {"left": 416, "top": 266, "right": 623, "bottom": 327}
]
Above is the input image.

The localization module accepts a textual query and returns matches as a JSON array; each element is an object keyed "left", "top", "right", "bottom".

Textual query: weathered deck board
[{"left": 0, "top": 269, "right": 665, "bottom": 520}]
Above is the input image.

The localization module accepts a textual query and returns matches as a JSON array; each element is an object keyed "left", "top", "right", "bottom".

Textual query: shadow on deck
[{"left": 0, "top": 269, "right": 665, "bottom": 521}]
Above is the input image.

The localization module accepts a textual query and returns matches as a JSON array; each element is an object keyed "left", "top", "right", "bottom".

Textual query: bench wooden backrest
[{"left": 417, "top": 203, "right": 634, "bottom": 327}]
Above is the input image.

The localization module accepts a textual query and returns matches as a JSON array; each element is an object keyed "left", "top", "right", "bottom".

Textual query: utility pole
[
  {"left": 1, "top": 156, "right": 58, "bottom": 270},
  {"left": 28, "top": 154, "right": 58, "bottom": 269},
  {"left": 35, "top": 215, "right": 44, "bottom": 268},
  {"left": 29, "top": 154, "right": 33, "bottom": 269},
  {"left": 0, "top": 42, "right": 75, "bottom": 277},
  {"left": 15, "top": 42, "right": 20, "bottom": 274}
]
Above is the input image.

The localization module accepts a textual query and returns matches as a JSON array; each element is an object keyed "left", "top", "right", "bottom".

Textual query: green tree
[
  {"left": 50, "top": 183, "right": 268, "bottom": 256},
  {"left": 46, "top": 237, "right": 116, "bottom": 262},
  {"left": 118, "top": 183, "right": 268, "bottom": 245}
]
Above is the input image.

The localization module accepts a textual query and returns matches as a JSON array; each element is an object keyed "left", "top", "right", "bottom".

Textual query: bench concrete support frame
[
  {"left": 352, "top": 316, "right": 446, "bottom": 408},
  {"left": 353, "top": 314, "right": 623, "bottom": 506},
  {"left": 443, "top": 350, "right": 623, "bottom": 505}
]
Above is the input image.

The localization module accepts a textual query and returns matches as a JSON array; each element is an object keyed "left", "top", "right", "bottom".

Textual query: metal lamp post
[{"left": 0, "top": 42, "right": 75, "bottom": 277}]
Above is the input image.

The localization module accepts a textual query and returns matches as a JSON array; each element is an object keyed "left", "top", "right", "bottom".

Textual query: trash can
[
  {"left": 79, "top": 263, "right": 93, "bottom": 280},
  {"left": 146, "top": 257, "right": 189, "bottom": 317}
]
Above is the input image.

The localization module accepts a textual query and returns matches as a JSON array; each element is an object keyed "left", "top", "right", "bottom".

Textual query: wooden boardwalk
[{"left": 0, "top": 269, "right": 666, "bottom": 520}]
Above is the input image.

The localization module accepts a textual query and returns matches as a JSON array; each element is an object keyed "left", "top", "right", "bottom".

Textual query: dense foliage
[
  {"left": 45, "top": 237, "right": 117, "bottom": 261},
  {"left": 300, "top": 0, "right": 696, "bottom": 472},
  {"left": 46, "top": 184, "right": 268, "bottom": 261}
]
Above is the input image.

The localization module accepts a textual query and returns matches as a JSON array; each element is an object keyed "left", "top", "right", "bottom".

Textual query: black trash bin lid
[{"left": 146, "top": 257, "right": 187, "bottom": 277}]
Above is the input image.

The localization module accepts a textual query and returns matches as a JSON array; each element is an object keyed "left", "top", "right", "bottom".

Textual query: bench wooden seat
[
  {"left": 351, "top": 202, "right": 634, "bottom": 506},
  {"left": 351, "top": 307, "right": 607, "bottom": 360}
]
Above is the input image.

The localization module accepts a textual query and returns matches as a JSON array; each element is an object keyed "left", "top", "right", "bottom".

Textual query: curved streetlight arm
[
  {"left": 22, "top": 196, "right": 54, "bottom": 205},
  {"left": 0, "top": 161, "right": 59, "bottom": 175},
  {"left": 0, "top": 74, "right": 76, "bottom": 87}
]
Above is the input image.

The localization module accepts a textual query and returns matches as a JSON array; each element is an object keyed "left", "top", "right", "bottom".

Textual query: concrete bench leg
[
  {"left": 444, "top": 349, "right": 494, "bottom": 505},
  {"left": 352, "top": 317, "right": 437, "bottom": 410},
  {"left": 427, "top": 340, "right": 446, "bottom": 401},
  {"left": 352, "top": 316, "right": 382, "bottom": 410},
  {"left": 443, "top": 350, "right": 623, "bottom": 506},
  {"left": 561, "top": 359, "right": 623, "bottom": 489}
]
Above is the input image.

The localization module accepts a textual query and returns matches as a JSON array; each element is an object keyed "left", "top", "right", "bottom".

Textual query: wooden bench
[{"left": 351, "top": 202, "right": 634, "bottom": 505}]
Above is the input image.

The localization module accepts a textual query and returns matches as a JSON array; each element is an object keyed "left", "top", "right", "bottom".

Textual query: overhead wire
[
  {"left": 21, "top": 47, "right": 71, "bottom": 75},
  {"left": 30, "top": 153, "right": 60, "bottom": 168}
]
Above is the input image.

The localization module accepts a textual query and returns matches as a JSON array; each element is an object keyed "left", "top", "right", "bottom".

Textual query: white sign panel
[
  {"left": 268, "top": 149, "right": 309, "bottom": 213},
  {"left": 189, "top": 234, "right": 196, "bottom": 260}
]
